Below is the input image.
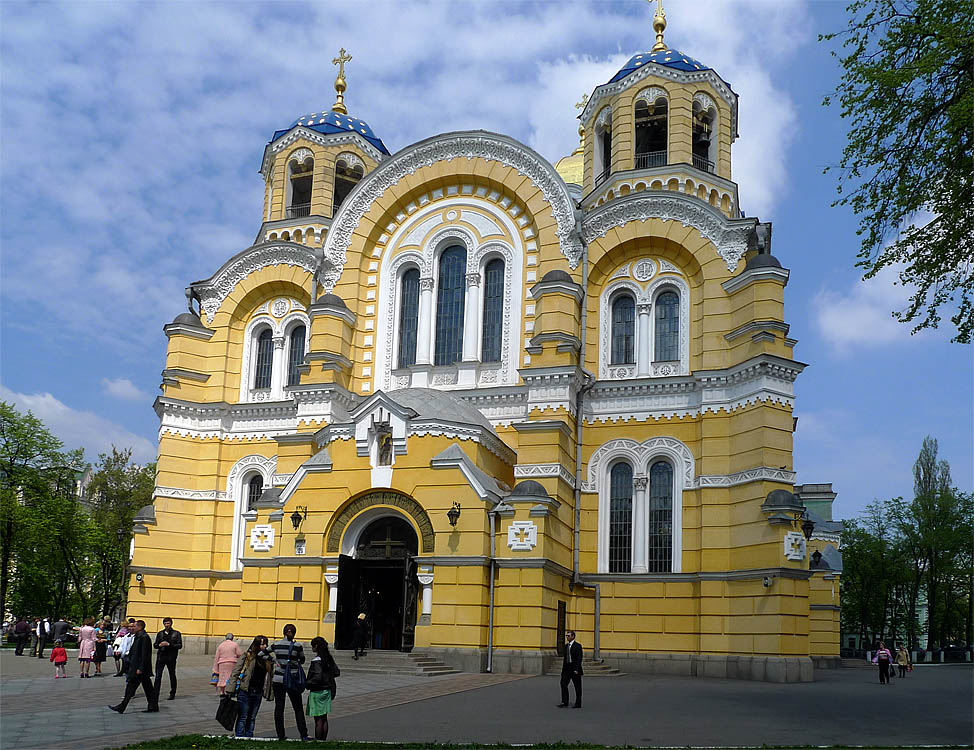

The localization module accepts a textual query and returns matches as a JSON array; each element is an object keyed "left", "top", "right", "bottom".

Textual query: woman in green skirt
[{"left": 306, "top": 636, "right": 340, "bottom": 740}]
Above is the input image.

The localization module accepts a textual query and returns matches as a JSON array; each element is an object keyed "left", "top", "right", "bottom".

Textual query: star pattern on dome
[
  {"left": 271, "top": 110, "right": 389, "bottom": 154},
  {"left": 610, "top": 48, "right": 709, "bottom": 83}
]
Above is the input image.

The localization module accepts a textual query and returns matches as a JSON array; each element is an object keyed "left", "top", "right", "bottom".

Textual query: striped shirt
[{"left": 271, "top": 638, "right": 305, "bottom": 684}]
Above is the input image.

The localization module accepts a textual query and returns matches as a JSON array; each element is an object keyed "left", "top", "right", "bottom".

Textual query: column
[
  {"left": 632, "top": 476, "right": 648, "bottom": 573},
  {"left": 417, "top": 566, "right": 434, "bottom": 626},
  {"left": 416, "top": 278, "right": 435, "bottom": 365},
  {"left": 271, "top": 335, "right": 287, "bottom": 398},
  {"left": 636, "top": 303, "right": 652, "bottom": 377},
  {"left": 324, "top": 567, "right": 339, "bottom": 623},
  {"left": 458, "top": 273, "right": 481, "bottom": 386}
]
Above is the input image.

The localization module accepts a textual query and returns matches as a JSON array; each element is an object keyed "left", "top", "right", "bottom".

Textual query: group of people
[
  {"left": 7, "top": 614, "right": 127, "bottom": 678},
  {"left": 873, "top": 642, "right": 913, "bottom": 684},
  {"left": 106, "top": 619, "right": 339, "bottom": 742},
  {"left": 8, "top": 615, "right": 73, "bottom": 659}
]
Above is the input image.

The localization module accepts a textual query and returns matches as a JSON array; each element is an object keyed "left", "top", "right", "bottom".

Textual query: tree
[{"left": 822, "top": 0, "right": 974, "bottom": 342}]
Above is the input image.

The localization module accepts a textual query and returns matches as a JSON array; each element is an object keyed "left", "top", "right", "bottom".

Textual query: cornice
[
  {"left": 321, "top": 131, "right": 581, "bottom": 292},
  {"left": 191, "top": 242, "right": 316, "bottom": 323},
  {"left": 163, "top": 322, "right": 215, "bottom": 340},
  {"left": 579, "top": 566, "right": 812, "bottom": 584},
  {"left": 130, "top": 565, "right": 242, "bottom": 580},
  {"left": 721, "top": 265, "right": 790, "bottom": 294},
  {"left": 724, "top": 320, "right": 791, "bottom": 342},
  {"left": 582, "top": 163, "right": 740, "bottom": 214},
  {"left": 261, "top": 127, "right": 384, "bottom": 176},
  {"left": 581, "top": 191, "right": 756, "bottom": 272}
]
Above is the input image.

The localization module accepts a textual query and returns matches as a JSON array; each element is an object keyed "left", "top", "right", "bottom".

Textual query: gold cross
[
  {"left": 333, "top": 48, "right": 352, "bottom": 79},
  {"left": 575, "top": 93, "right": 589, "bottom": 111}
]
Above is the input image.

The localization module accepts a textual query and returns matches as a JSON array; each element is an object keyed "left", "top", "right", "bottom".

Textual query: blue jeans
[{"left": 235, "top": 690, "right": 263, "bottom": 737}]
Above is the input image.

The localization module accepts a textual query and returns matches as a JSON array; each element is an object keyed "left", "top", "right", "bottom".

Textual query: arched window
[
  {"left": 333, "top": 156, "right": 364, "bottom": 215},
  {"left": 247, "top": 475, "right": 263, "bottom": 510},
  {"left": 287, "top": 155, "right": 313, "bottom": 218},
  {"left": 648, "top": 460, "right": 674, "bottom": 572},
  {"left": 397, "top": 268, "right": 420, "bottom": 367},
  {"left": 286, "top": 325, "right": 306, "bottom": 387},
  {"left": 635, "top": 97, "right": 667, "bottom": 169},
  {"left": 481, "top": 258, "right": 504, "bottom": 363},
  {"left": 654, "top": 291, "right": 679, "bottom": 362},
  {"left": 608, "top": 462, "right": 633, "bottom": 573},
  {"left": 434, "top": 245, "right": 466, "bottom": 366},
  {"left": 594, "top": 108, "right": 612, "bottom": 186},
  {"left": 610, "top": 295, "right": 636, "bottom": 365},
  {"left": 692, "top": 100, "right": 717, "bottom": 173},
  {"left": 253, "top": 329, "right": 273, "bottom": 389}
]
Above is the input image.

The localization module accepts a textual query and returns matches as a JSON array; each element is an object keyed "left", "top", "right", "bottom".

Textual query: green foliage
[{"left": 821, "top": 0, "right": 974, "bottom": 342}]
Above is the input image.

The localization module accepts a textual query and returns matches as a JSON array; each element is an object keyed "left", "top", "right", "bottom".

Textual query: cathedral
[{"left": 129, "top": 3, "right": 842, "bottom": 682}]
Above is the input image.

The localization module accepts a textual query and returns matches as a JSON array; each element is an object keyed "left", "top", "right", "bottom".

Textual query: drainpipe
[
  {"left": 571, "top": 211, "right": 599, "bottom": 654},
  {"left": 594, "top": 583, "right": 601, "bottom": 661},
  {"left": 487, "top": 507, "right": 496, "bottom": 673}
]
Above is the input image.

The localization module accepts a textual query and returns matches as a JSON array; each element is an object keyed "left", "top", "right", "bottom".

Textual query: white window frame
[
  {"left": 239, "top": 303, "right": 309, "bottom": 403},
  {"left": 227, "top": 454, "right": 278, "bottom": 571}
]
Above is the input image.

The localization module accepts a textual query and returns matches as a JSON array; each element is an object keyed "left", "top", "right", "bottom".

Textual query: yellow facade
[{"left": 132, "top": 13, "right": 841, "bottom": 682}]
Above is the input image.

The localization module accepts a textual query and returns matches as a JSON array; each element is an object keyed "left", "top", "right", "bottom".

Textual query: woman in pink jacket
[
  {"left": 873, "top": 641, "right": 893, "bottom": 684},
  {"left": 212, "top": 633, "right": 243, "bottom": 695}
]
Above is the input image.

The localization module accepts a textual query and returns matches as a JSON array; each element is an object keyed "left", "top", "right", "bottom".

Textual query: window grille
[
  {"left": 254, "top": 329, "right": 273, "bottom": 389},
  {"left": 648, "top": 460, "right": 673, "bottom": 573},
  {"left": 481, "top": 258, "right": 504, "bottom": 363},
  {"left": 611, "top": 295, "right": 636, "bottom": 364},
  {"left": 247, "top": 475, "right": 263, "bottom": 510},
  {"left": 287, "top": 325, "right": 305, "bottom": 387},
  {"left": 634, "top": 98, "right": 667, "bottom": 169},
  {"left": 655, "top": 291, "right": 679, "bottom": 361},
  {"left": 609, "top": 462, "right": 633, "bottom": 573},
  {"left": 397, "top": 269, "right": 420, "bottom": 367},
  {"left": 434, "top": 245, "right": 466, "bottom": 366}
]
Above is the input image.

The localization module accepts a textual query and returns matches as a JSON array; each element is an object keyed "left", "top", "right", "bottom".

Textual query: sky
[{"left": 1, "top": 0, "right": 970, "bottom": 522}]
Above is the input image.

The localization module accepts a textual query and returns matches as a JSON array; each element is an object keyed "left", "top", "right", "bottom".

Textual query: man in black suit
[
  {"left": 558, "top": 630, "right": 583, "bottom": 708},
  {"left": 108, "top": 620, "right": 159, "bottom": 714},
  {"left": 153, "top": 617, "right": 182, "bottom": 700}
]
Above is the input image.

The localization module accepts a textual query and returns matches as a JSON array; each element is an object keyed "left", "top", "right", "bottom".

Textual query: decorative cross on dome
[
  {"left": 331, "top": 48, "right": 352, "bottom": 115},
  {"left": 332, "top": 48, "right": 352, "bottom": 79}
]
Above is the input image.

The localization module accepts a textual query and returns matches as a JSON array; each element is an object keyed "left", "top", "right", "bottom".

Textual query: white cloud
[
  {"left": 102, "top": 377, "right": 148, "bottom": 402},
  {"left": 0, "top": 385, "right": 157, "bottom": 465}
]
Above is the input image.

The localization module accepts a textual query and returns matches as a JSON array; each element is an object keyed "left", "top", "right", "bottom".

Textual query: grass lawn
[{"left": 115, "top": 737, "right": 973, "bottom": 750}]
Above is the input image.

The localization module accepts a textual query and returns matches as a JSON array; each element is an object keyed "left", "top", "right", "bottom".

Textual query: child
[{"left": 50, "top": 639, "right": 67, "bottom": 678}]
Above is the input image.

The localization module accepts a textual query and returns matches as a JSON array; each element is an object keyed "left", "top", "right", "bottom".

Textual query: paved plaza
[{"left": 0, "top": 650, "right": 970, "bottom": 748}]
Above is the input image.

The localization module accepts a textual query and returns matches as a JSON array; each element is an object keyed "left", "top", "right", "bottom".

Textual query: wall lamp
[
  {"left": 796, "top": 509, "right": 815, "bottom": 540},
  {"left": 290, "top": 506, "right": 308, "bottom": 531},
  {"left": 135, "top": 572, "right": 144, "bottom": 583},
  {"left": 447, "top": 502, "right": 461, "bottom": 527}
]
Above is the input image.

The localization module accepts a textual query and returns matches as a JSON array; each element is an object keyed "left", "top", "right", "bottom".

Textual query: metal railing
[
  {"left": 595, "top": 167, "right": 610, "bottom": 186},
  {"left": 692, "top": 155, "right": 714, "bottom": 173},
  {"left": 634, "top": 151, "right": 666, "bottom": 169},
  {"left": 286, "top": 203, "right": 311, "bottom": 218}
]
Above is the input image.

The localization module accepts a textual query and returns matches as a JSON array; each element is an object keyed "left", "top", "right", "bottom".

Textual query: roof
[
  {"left": 387, "top": 388, "right": 495, "bottom": 433},
  {"left": 609, "top": 48, "right": 711, "bottom": 83},
  {"left": 271, "top": 110, "right": 389, "bottom": 155}
]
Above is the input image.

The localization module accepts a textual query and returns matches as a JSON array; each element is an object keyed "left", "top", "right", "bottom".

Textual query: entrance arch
[
  {"left": 326, "top": 490, "right": 434, "bottom": 554},
  {"left": 335, "top": 513, "right": 420, "bottom": 653}
]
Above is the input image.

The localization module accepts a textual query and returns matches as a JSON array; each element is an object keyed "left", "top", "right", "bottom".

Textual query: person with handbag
[
  {"left": 270, "top": 623, "right": 310, "bottom": 741},
  {"left": 212, "top": 633, "right": 243, "bottom": 695},
  {"left": 305, "top": 636, "right": 340, "bottom": 741},
  {"left": 226, "top": 635, "right": 275, "bottom": 738}
]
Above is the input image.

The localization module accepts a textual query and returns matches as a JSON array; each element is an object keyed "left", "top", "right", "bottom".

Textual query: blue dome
[
  {"left": 272, "top": 110, "right": 389, "bottom": 155},
  {"left": 609, "top": 48, "right": 710, "bottom": 83}
]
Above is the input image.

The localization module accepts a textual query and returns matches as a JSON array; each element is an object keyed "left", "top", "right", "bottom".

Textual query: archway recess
[{"left": 326, "top": 490, "right": 435, "bottom": 554}]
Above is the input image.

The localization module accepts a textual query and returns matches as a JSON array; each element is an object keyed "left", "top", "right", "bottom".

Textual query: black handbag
[
  {"left": 282, "top": 641, "right": 306, "bottom": 693},
  {"left": 216, "top": 694, "right": 239, "bottom": 731}
]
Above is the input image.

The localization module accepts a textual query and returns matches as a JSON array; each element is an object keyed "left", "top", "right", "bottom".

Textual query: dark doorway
[{"left": 335, "top": 516, "right": 419, "bottom": 652}]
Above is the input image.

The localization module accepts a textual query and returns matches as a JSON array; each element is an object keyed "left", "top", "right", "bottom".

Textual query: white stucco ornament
[
  {"left": 783, "top": 531, "right": 806, "bottom": 562},
  {"left": 507, "top": 520, "right": 538, "bottom": 551},
  {"left": 250, "top": 524, "right": 275, "bottom": 552}
]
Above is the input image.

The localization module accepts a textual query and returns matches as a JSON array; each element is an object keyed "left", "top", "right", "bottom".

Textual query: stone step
[
  {"left": 583, "top": 661, "right": 625, "bottom": 676},
  {"left": 331, "top": 649, "right": 461, "bottom": 677},
  {"left": 840, "top": 658, "right": 873, "bottom": 668}
]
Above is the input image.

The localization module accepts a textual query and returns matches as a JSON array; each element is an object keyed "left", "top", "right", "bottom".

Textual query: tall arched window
[
  {"left": 609, "top": 462, "right": 633, "bottom": 573},
  {"left": 434, "top": 245, "right": 466, "bottom": 366},
  {"left": 594, "top": 108, "right": 613, "bottom": 186},
  {"left": 654, "top": 291, "right": 679, "bottom": 362},
  {"left": 481, "top": 258, "right": 504, "bottom": 363},
  {"left": 610, "top": 295, "right": 636, "bottom": 365},
  {"left": 398, "top": 268, "right": 420, "bottom": 367},
  {"left": 286, "top": 325, "right": 306, "bottom": 387},
  {"left": 287, "top": 155, "right": 313, "bottom": 218},
  {"left": 254, "top": 329, "right": 273, "bottom": 389},
  {"left": 635, "top": 97, "right": 667, "bottom": 169},
  {"left": 648, "top": 460, "right": 673, "bottom": 573},
  {"left": 333, "top": 156, "right": 364, "bottom": 214},
  {"left": 692, "top": 101, "right": 717, "bottom": 173},
  {"left": 247, "top": 475, "right": 263, "bottom": 510}
]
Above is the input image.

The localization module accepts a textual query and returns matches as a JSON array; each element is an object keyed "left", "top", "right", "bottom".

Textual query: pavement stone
[{"left": 1, "top": 650, "right": 971, "bottom": 748}]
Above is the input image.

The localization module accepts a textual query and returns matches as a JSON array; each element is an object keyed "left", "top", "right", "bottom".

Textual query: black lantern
[
  {"left": 116, "top": 528, "right": 125, "bottom": 542},
  {"left": 290, "top": 506, "right": 308, "bottom": 531},
  {"left": 447, "top": 502, "right": 461, "bottom": 527},
  {"left": 801, "top": 513, "right": 815, "bottom": 540}
]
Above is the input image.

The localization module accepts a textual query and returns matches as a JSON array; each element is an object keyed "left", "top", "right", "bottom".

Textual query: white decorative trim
[
  {"left": 583, "top": 193, "right": 754, "bottom": 272},
  {"left": 288, "top": 147, "right": 313, "bottom": 164},
  {"left": 693, "top": 92, "right": 717, "bottom": 113},
  {"left": 335, "top": 151, "right": 364, "bottom": 172},
  {"left": 239, "top": 306, "right": 310, "bottom": 403},
  {"left": 595, "top": 106, "right": 613, "bottom": 130},
  {"left": 696, "top": 467, "right": 796, "bottom": 488},
  {"left": 322, "top": 132, "right": 581, "bottom": 287},
  {"left": 152, "top": 486, "right": 227, "bottom": 502},
  {"left": 633, "top": 259, "right": 657, "bottom": 281},
  {"left": 227, "top": 454, "right": 277, "bottom": 571},
  {"left": 591, "top": 436, "right": 689, "bottom": 574},
  {"left": 609, "top": 263, "right": 631, "bottom": 281},
  {"left": 194, "top": 243, "right": 316, "bottom": 323},
  {"left": 514, "top": 463, "right": 576, "bottom": 487},
  {"left": 507, "top": 520, "right": 538, "bottom": 551},
  {"left": 581, "top": 62, "right": 737, "bottom": 139},
  {"left": 635, "top": 86, "right": 668, "bottom": 104},
  {"left": 250, "top": 524, "right": 275, "bottom": 552},
  {"left": 461, "top": 209, "right": 503, "bottom": 239},
  {"left": 784, "top": 531, "right": 807, "bottom": 562},
  {"left": 262, "top": 126, "right": 383, "bottom": 176}
]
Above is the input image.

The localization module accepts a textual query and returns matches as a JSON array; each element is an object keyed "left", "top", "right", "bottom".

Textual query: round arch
[{"left": 326, "top": 490, "right": 435, "bottom": 554}]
